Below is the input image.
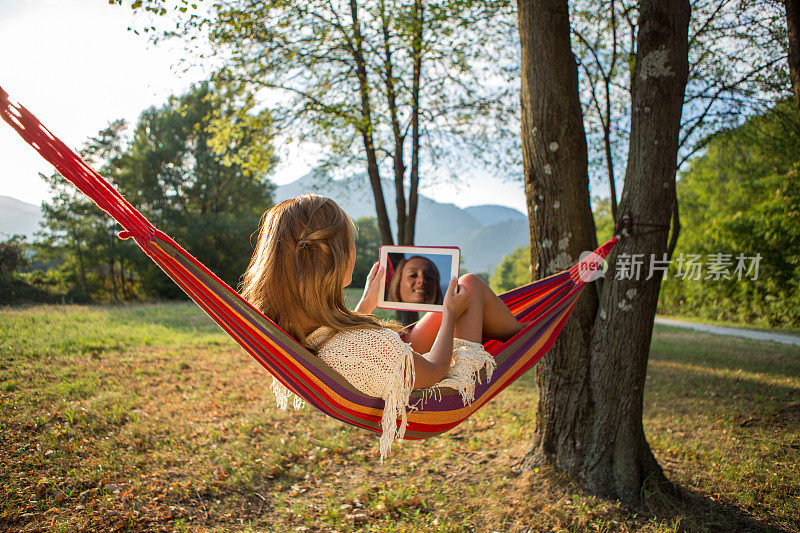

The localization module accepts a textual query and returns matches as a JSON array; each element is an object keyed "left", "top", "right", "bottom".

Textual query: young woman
[
  {"left": 240, "top": 194, "right": 524, "bottom": 458},
  {"left": 387, "top": 255, "right": 444, "bottom": 305}
]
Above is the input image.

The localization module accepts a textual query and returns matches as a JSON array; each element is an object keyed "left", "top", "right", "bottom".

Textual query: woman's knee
[
  {"left": 459, "top": 273, "right": 485, "bottom": 291},
  {"left": 459, "top": 273, "right": 487, "bottom": 302}
]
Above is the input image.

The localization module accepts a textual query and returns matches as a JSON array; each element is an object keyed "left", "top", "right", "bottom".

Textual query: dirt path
[{"left": 655, "top": 317, "right": 800, "bottom": 347}]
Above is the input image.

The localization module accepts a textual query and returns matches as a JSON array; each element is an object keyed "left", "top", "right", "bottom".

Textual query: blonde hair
[{"left": 241, "top": 194, "right": 399, "bottom": 348}]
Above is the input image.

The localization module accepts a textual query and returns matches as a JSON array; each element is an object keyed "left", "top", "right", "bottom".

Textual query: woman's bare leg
[
  {"left": 454, "top": 274, "right": 523, "bottom": 343},
  {"left": 406, "top": 274, "right": 522, "bottom": 351}
]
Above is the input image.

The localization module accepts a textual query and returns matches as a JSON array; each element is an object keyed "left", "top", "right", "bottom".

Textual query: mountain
[
  {"left": 0, "top": 196, "right": 42, "bottom": 240},
  {"left": 275, "top": 173, "right": 529, "bottom": 274},
  {"left": 460, "top": 218, "right": 530, "bottom": 274},
  {"left": 0, "top": 174, "right": 530, "bottom": 274},
  {"left": 463, "top": 205, "right": 526, "bottom": 227}
]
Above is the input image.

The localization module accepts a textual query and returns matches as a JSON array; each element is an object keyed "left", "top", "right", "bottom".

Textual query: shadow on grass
[
  {"left": 647, "top": 355, "right": 800, "bottom": 433},
  {"left": 656, "top": 480, "right": 791, "bottom": 532},
  {"left": 648, "top": 481, "right": 792, "bottom": 533},
  {"left": 507, "top": 464, "right": 791, "bottom": 532}
]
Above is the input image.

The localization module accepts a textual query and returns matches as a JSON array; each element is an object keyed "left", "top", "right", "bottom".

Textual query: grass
[
  {"left": 343, "top": 288, "right": 397, "bottom": 322},
  {"left": 1, "top": 302, "right": 798, "bottom": 532}
]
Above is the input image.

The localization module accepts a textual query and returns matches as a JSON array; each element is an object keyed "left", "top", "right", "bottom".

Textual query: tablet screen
[{"left": 377, "top": 246, "right": 460, "bottom": 312}]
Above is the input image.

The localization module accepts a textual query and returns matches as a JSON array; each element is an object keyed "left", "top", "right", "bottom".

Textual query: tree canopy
[
  {"left": 113, "top": 83, "right": 277, "bottom": 296},
  {"left": 569, "top": 0, "right": 789, "bottom": 219},
  {"left": 34, "top": 83, "right": 277, "bottom": 300},
  {"left": 117, "top": 0, "right": 519, "bottom": 246}
]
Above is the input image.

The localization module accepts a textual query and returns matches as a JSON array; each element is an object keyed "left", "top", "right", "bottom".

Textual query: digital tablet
[{"left": 377, "top": 246, "right": 461, "bottom": 312}]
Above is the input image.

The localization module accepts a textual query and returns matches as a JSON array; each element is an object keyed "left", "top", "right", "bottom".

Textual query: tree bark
[
  {"left": 350, "top": 0, "right": 394, "bottom": 246},
  {"left": 379, "top": 0, "right": 409, "bottom": 246},
  {"left": 786, "top": 0, "right": 800, "bottom": 119},
  {"left": 516, "top": 0, "right": 599, "bottom": 478},
  {"left": 109, "top": 259, "right": 120, "bottom": 302},
  {"left": 516, "top": 0, "right": 690, "bottom": 507},
  {"left": 584, "top": 0, "right": 689, "bottom": 505},
  {"left": 406, "top": 0, "right": 423, "bottom": 247},
  {"left": 70, "top": 226, "right": 88, "bottom": 292}
]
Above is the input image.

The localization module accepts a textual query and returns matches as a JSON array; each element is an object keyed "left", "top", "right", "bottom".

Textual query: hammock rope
[{"left": 1, "top": 86, "right": 618, "bottom": 440}]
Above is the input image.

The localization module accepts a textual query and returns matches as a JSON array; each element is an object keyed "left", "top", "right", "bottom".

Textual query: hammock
[{"left": 0, "top": 86, "right": 617, "bottom": 441}]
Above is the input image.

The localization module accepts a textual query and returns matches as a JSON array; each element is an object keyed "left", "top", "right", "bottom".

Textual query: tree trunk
[
  {"left": 70, "top": 227, "right": 88, "bottom": 291},
  {"left": 516, "top": 0, "right": 599, "bottom": 478},
  {"left": 120, "top": 258, "right": 128, "bottom": 300},
  {"left": 406, "top": 0, "right": 423, "bottom": 246},
  {"left": 379, "top": 0, "right": 409, "bottom": 246},
  {"left": 109, "top": 260, "right": 120, "bottom": 302},
  {"left": 516, "top": 0, "right": 690, "bottom": 507},
  {"left": 584, "top": 0, "right": 690, "bottom": 505},
  {"left": 786, "top": 0, "right": 800, "bottom": 119},
  {"left": 350, "top": 0, "right": 394, "bottom": 246}
]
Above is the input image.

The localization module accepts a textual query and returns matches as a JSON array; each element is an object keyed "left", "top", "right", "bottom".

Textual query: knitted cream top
[{"left": 269, "top": 326, "right": 497, "bottom": 461}]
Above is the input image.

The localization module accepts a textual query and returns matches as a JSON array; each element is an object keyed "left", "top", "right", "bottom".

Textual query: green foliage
[
  {"left": 121, "top": 0, "right": 520, "bottom": 246},
  {"left": 571, "top": 0, "right": 788, "bottom": 193},
  {"left": 490, "top": 103, "right": 800, "bottom": 327},
  {"left": 351, "top": 217, "right": 381, "bottom": 288},
  {"left": 0, "top": 235, "right": 29, "bottom": 275},
  {"left": 659, "top": 100, "right": 800, "bottom": 327},
  {"left": 199, "top": 0, "right": 518, "bottom": 169},
  {"left": 0, "top": 236, "right": 55, "bottom": 304},
  {"left": 592, "top": 197, "right": 614, "bottom": 244},
  {"left": 36, "top": 120, "right": 141, "bottom": 302},
  {"left": 34, "top": 83, "right": 277, "bottom": 300},
  {"left": 489, "top": 246, "right": 530, "bottom": 293},
  {"left": 113, "top": 83, "right": 276, "bottom": 298}
]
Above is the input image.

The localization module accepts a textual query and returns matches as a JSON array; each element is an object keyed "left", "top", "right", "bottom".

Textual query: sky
[{"left": 0, "top": 0, "right": 528, "bottom": 213}]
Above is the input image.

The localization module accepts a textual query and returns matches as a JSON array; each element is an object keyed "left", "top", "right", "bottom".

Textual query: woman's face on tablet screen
[{"left": 399, "top": 257, "right": 438, "bottom": 304}]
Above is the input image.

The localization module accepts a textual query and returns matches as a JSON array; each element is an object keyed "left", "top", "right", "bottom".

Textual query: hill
[
  {"left": 0, "top": 195, "right": 42, "bottom": 240},
  {"left": 0, "top": 175, "right": 531, "bottom": 275}
]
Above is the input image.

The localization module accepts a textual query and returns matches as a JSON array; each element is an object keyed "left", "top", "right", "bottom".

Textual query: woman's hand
[
  {"left": 355, "top": 262, "right": 384, "bottom": 314},
  {"left": 412, "top": 276, "right": 469, "bottom": 389},
  {"left": 443, "top": 276, "right": 469, "bottom": 320}
]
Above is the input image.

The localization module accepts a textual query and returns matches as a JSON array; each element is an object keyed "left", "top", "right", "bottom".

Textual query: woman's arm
[
  {"left": 355, "top": 262, "right": 383, "bottom": 314},
  {"left": 412, "top": 276, "right": 469, "bottom": 389},
  {"left": 357, "top": 265, "right": 470, "bottom": 389}
]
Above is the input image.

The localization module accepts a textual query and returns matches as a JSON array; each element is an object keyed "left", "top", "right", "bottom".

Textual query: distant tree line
[{"left": 2, "top": 83, "right": 278, "bottom": 303}]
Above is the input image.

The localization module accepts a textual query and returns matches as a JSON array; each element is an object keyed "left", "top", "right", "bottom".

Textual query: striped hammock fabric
[{"left": 0, "top": 86, "right": 618, "bottom": 441}]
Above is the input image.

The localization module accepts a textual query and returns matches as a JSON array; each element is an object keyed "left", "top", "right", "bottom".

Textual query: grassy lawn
[{"left": 1, "top": 303, "right": 798, "bottom": 532}]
